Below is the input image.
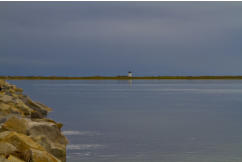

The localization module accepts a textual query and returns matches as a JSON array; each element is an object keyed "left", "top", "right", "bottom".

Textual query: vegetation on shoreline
[{"left": 1, "top": 76, "right": 242, "bottom": 80}]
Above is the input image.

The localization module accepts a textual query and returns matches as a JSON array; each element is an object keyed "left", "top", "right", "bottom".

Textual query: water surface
[{"left": 10, "top": 80, "right": 242, "bottom": 162}]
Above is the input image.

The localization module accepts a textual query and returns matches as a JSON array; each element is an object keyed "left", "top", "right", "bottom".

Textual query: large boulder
[
  {"left": 27, "top": 119, "right": 67, "bottom": 162},
  {"left": 0, "top": 116, "right": 67, "bottom": 162},
  {"left": 0, "top": 141, "right": 17, "bottom": 155},
  {"left": 0, "top": 131, "right": 61, "bottom": 162},
  {"left": 1, "top": 116, "right": 28, "bottom": 134},
  {"left": 20, "top": 96, "right": 51, "bottom": 118}
]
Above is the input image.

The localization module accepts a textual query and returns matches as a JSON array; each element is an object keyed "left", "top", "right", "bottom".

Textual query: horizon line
[{"left": 1, "top": 75, "right": 242, "bottom": 80}]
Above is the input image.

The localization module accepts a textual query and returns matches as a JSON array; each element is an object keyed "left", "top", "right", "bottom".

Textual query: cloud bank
[{"left": 1, "top": 2, "right": 242, "bottom": 76}]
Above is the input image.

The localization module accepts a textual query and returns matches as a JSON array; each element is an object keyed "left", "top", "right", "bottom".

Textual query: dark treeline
[{"left": 1, "top": 76, "right": 242, "bottom": 80}]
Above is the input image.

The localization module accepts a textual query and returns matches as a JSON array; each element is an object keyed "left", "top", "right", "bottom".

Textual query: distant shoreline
[{"left": 1, "top": 76, "right": 242, "bottom": 80}]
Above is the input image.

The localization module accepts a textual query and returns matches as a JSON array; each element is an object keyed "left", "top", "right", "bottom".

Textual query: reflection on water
[{"left": 10, "top": 80, "right": 242, "bottom": 162}]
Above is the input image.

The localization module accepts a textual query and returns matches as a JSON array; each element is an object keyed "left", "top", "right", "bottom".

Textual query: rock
[
  {"left": 0, "top": 95, "right": 13, "bottom": 103},
  {"left": 21, "top": 96, "right": 51, "bottom": 118},
  {"left": 0, "top": 141, "right": 17, "bottom": 155},
  {"left": 31, "top": 149, "right": 61, "bottom": 162},
  {"left": 49, "top": 145, "right": 66, "bottom": 162},
  {"left": 35, "top": 118, "right": 63, "bottom": 129},
  {"left": 0, "top": 131, "right": 45, "bottom": 151},
  {"left": 14, "top": 100, "right": 33, "bottom": 116},
  {"left": 28, "top": 120, "right": 67, "bottom": 144},
  {"left": 32, "top": 136, "right": 66, "bottom": 162},
  {"left": 1, "top": 117, "right": 67, "bottom": 161},
  {"left": 0, "top": 116, "right": 7, "bottom": 125},
  {"left": 30, "top": 111, "right": 44, "bottom": 119},
  {"left": 6, "top": 155, "right": 25, "bottom": 162},
  {"left": 0, "top": 155, "right": 25, "bottom": 162},
  {"left": 0, "top": 131, "right": 61, "bottom": 162},
  {"left": 0, "top": 80, "right": 67, "bottom": 162},
  {"left": 35, "top": 102, "right": 52, "bottom": 112},
  {"left": 0, "top": 103, "right": 22, "bottom": 115},
  {"left": 1, "top": 116, "right": 28, "bottom": 134},
  {"left": 27, "top": 120, "right": 67, "bottom": 162}
]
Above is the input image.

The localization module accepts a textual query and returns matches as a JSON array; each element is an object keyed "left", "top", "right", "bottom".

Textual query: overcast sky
[{"left": 1, "top": 2, "right": 242, "bottom": 76}]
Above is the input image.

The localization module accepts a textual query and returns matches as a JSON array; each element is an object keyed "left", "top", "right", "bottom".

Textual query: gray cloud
[{"left": 1, "top": 2, "right": 242, "bottom": 76}]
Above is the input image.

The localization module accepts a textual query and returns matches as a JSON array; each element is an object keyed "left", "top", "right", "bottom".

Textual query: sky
[{"left": 1, "top": 2, "right": 242, "bottom": 76}]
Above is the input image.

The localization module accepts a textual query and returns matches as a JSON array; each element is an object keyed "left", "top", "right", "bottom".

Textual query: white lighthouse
[{"left": 128, "top": 71, "right": 132, "bottom": 77}]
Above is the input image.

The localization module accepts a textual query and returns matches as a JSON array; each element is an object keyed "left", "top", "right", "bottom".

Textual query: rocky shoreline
[{"left": 0, "top": 80, "right": 67, "bottom": 162}]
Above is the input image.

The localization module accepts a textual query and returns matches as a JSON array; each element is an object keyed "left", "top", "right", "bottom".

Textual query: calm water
[{"left": 10, "top": 80, "right": 242, "bottom": 162}]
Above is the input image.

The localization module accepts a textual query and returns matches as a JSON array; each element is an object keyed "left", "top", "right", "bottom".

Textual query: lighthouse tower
[{"left": 128, "top": 71, "right": 132, "bottom": 77}]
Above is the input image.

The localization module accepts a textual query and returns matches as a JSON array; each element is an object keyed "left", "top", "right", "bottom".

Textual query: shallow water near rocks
[{"left": 10, "top": 80, "right": 242, "bottom": 162}]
